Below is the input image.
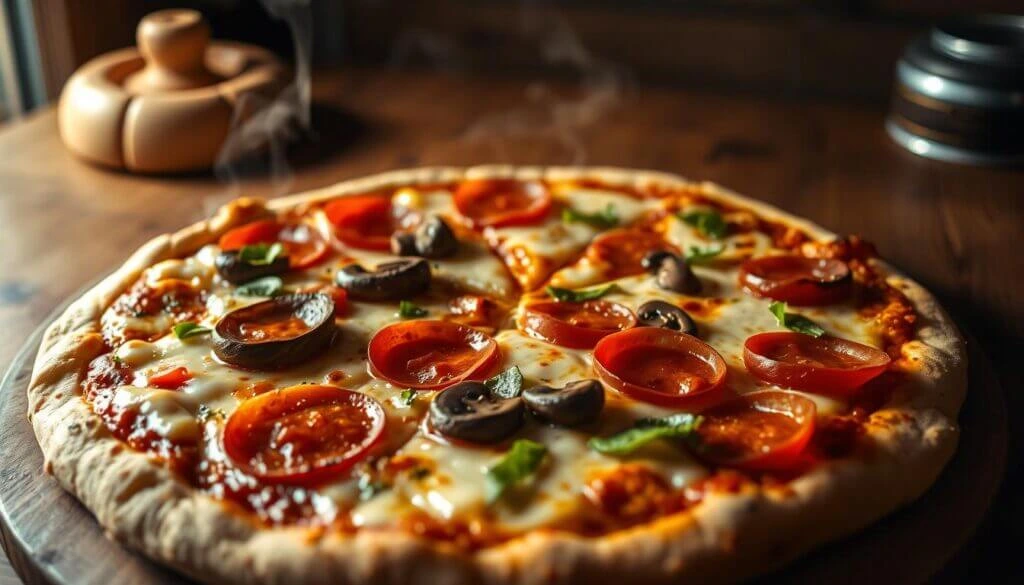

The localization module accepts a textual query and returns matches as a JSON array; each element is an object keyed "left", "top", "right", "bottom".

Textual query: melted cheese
[{"left": 98, "top": 184, "right": 894, "bottom": 534}]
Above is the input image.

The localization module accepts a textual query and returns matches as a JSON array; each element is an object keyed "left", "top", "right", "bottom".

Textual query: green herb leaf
[
  {"left": 685, "top": 244, "right": 724, "bottom": 265},
  {"left": 173, "top": 322, "right": 211, "bottom": 340},
  {"left": 545, "top": 283, "right": 617, "bottom": 303},
  {"left": 357, "top": 474, "right": 386, "bottom": 502},
  {"left": 398, "top": 300, "right": 428, "bottom": 318},
  {"left": 562, "top": 204, "right": 619, "bottom": 229},
  {"left": 485, "top": 366, "right": 524, "bottom": 399},
  {"left": 680, "top": 209, "right": 728, "bottom": 240},
  {"left": 486, "top": 439, "right": 548, "bottom": 503},
  {"left": 238, "top": 242, "right": 285, "bottom": 266},
  {"left": 397, "top": 389, "right": 417, "bottom": 407},
  {"left": 588, "top": 414, "right": 702, "bottom": 455},
  {"left": 235, "top": 275, "right": 284, "bottom": 297},
  {"left": 769, "top": 301, "right": 826, "bottom": 338}
]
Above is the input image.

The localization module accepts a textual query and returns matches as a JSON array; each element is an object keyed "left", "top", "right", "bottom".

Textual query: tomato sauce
[{"left": 238, "top": 314, "right": 311, "bottom": 342}]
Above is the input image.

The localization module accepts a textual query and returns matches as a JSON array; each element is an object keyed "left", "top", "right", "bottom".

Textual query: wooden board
[{"left": 0, "top": 298, "right": 1007, "bottom": 585}]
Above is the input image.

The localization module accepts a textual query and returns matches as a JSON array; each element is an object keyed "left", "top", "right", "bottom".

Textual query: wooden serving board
[{"left": 0, "top": 307, "right": 1007, "bottom": 585}]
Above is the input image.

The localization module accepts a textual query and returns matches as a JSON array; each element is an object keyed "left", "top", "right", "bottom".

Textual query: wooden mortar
[{"left": 58, "top": 8, "right": 290, "bottom": 174}]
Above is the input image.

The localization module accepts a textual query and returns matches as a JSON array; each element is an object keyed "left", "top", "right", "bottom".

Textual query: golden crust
[{"left": 28, "top": 166, "right": 965, "bottom": 585}]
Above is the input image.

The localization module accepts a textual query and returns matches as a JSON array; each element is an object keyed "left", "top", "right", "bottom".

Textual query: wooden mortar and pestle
[{"left": 59, "top": 8, "right": 290, "bottom": 173}]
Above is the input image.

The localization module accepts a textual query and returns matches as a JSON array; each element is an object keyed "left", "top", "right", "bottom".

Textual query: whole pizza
[{"left": 28, "top": 166, "right": 965, "bottom": 584}]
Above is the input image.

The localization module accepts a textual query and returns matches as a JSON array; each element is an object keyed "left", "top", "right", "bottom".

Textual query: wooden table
[{"left": 0, "top": 68, "right": 1020, "bottom": 583}]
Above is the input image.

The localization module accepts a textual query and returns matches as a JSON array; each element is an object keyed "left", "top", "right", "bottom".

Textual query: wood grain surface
[{"left": 0, "top": 68, "right": 1020, "bottom": 582}]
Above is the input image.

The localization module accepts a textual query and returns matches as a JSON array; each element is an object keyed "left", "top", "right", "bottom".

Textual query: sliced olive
[
  {"left": 390, "top": 232, "right": 418, "bottom": 256},
  {"left": 655, "top": 255, "right": 702, "bottom": 295},
  {"left": 215, "top": 250, "right": 289, "bottom": 284},
  {"left": 415, "top": 216, "right": 459, "bottom": 259},
  {"left": 522, "top": 379, "right": 604, "bottom": 427},
  {"left": 335, "top": 258, "right": 431, "bottom": 301},
  {"left": 213, "top": 293, "right": 335, "bottom": 370},
  {"left": 430, "top": 381, "right": 525, "bottom": 443},
  {"left": 636, "top": 300, "right": 698, "bottom": 336}
]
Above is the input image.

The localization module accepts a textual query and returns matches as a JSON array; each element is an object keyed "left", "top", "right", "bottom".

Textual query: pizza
[{"left": 27, "top": 166, "right": 966, "bottom": 584}]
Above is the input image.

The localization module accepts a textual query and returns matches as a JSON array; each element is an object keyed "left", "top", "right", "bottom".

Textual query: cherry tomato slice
[
  {"left": 743, "top": 332, "right": 891, "bottom": 394},
  {"left": 367, "top": 320, "right": 499, "bottom": 389},
  {"left": 739, "top": 255, "right": 851, "bottom": 306},
  {"left": 324, "top": 195, "right": 395, "bottom": 251},
  {"left": 594, "top": 327, "right": 727, "bottom": 408},
  {"left": 453, "top": 179, "right": 552, "bottom": 228},
  {"left": 695, "top": 391, "right": 816, "bottom": 471},
  {"left": 586, "top": 229, "right": 675, "bottom": 279},
  {"left": 223, "top": 384, "right": 385, "bottom": 486},
  {"left": 218, "top": 219, "right": 329, "bottom": 269},
  {"left": 521, "top": 300, "right": 636, "bottom": 349},
  {"left": 146, "top": 366, "right": 192, "bottom": 390}
]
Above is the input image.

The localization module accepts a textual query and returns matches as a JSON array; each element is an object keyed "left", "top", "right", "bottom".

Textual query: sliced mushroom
[
  {"left": 391, "top": 216, "right": 460, "bottom": 259},
  {"left": 430, "top": 381, "right": 525, "bottom": 443},
  {"left": 335, "top": 258, "right": 431, "bottom": 301},
  {"left": 390, "top": 232, "right": 418, "bottom": 256},
  {"left": 643, "top": 250, "right": 702, "bottom": 295},
  {"left": 215, "top": 250, "right": 289, "bottom": 284},
  {"left": 636, "top": 300, "right": 698, "bottom": 336},
  {"left": 523, "top": 379, "right": 604, "bottom": 427},
  {"left": 415, "top": 216, "right": 459, "bottom": 259},
  {"left": 213, "top": 293, "right": 335, "bottom": 370}
]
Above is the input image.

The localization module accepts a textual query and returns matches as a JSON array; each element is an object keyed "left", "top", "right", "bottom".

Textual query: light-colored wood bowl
[{"left": 58, "top": 9, "right": 289, "bottom": 174}]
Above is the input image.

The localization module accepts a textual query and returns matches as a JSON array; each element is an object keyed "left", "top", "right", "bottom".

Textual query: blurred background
[{"left": 0, "top": 0, "right": 1021, "bottom": 583}]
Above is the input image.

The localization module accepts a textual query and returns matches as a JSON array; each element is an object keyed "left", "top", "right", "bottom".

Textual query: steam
[
  {"left": 206, "top": 0, "right": 312, "bottom": 215},
  {"left": 460, "top": 9, "right": 629, "bottom": 164}
]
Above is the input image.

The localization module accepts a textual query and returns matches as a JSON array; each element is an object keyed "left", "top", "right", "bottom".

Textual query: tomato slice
[
  {"left": 521, "top": 300, "right": 636, "bottom": 349},
  {"left": 453, "top": 179, "right": 552, "bottom": 228},
  {"left": 324, "top": 195, "right": 395, "bottom": 251},
  {"left": 594, "top": 327, "right": 727, "bottom": 408},
  {"left": 743, "top": 332, "right": 891, "bottom": 394},
  {"left": 218, "top": 219, "right": 329, "bottom": 269},
  {"left": 223, "top": 385, "right": 385, "bottom": 486},
  {"left": 739, "top": 255, "right": 851, "bottom": 306},
  {"left": 146, "top": 366, "right": 192, "bottom": 390},
  {"left": 367, "top": 320, "right": 499, "bottom": 389},
  {"left": 586, "top": 229, "right": 675, "bottom": 279},
  {"left": 695, "top": 391, "right": 816, "bottom": 471}
]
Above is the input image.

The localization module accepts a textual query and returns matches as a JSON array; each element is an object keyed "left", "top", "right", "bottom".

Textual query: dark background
[{"left": 16, "top": 0, "right": 1024, "bottom": 582}]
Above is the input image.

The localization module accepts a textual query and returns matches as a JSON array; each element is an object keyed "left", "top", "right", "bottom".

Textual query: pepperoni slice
[
  {"left": 223, "top": 385, "right": 385, "bottom": 486},
  {"left": 739, "top": 255, "right": 851, "bottom": 306},
  {"left": 218, "top": 219, "right": 329, "bottom": 269},
  {"left": 521, "top": 300, "right": 636, "bottom": 349},
  {"left": 743, "top": 332, "right": 891, "bottom": 394},
  {"left": 368, "top": 321, "right": 499, "bottom": 389},
  {"left": 324, "top": 195, "right": 396, "bottom": 251},
  {"left": 593, "top": 327, "right": 727, "bottom": 408},
  {"left": 586, "top": 229, "right": 675, "bottom": 279},
  {"left": 695, "top": 391, "right": 816, "bottom": 471},
  {"left": 453, "top": 179, "right": 552, "bottom": 228}
]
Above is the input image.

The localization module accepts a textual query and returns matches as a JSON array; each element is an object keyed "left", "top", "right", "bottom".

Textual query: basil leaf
[
  {"left": 769, "top": 301, "right": 826, "bottom": 338},
  {"left": 173, "top": 322, "right": 211, "bottom": 340},
  {"left": 680, "top": 210, "right": 728, "bottom": 240},
  {"left": 685, "top": 244, "right": 724, "bottom": 265},
  {"left": 397, "top": 389, "right": 417, "bottom": 407},
  {"left": 238, "top": 242, "right": 284, "bottom": 266},
  {"left": 398, "top": 300, "right": 428, "bottom": 318},
  {"left": 486, "top": 439, "right": 548, "bottom": 503},
  {"left": 485, "top": 366, "right": 524, "bottom": 399},
  {"left": 235, "top": 276, "right": 283, "bottom": 297},
  {"left": 562, "top": 204, "right": 619, "bottom": 229},
  {"left": 545, "top": 283, "right": 616, "bottom": 303},
  {"left": 588, "top": 414, "right": 702, "bottom": 455}
]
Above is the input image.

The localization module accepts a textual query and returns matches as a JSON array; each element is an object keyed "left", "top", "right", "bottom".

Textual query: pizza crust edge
[{"left": 26, "top": 166, "right": 966, "bottom": 585}]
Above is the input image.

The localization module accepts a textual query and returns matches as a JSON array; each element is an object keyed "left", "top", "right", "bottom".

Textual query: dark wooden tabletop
[{"left": 0, "top": 68, "right": 1020, "bottom": 584}]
